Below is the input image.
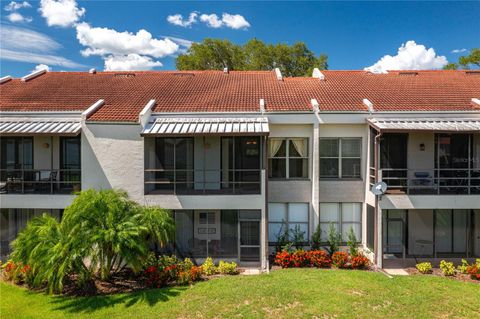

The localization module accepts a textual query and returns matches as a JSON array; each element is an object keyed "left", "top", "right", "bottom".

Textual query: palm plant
[{"left": 9, "top": 189, "right": 175, "bottom": 293}]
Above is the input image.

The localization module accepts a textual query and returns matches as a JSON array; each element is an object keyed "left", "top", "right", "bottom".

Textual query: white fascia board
[
  {"left": 139, "top": 99, "right": 156, "bottom": 127},
  {"left": 0, "top": 75, "right": 12, "bottom": 84},
  {"left": 21, "top": 69, "right": 46, "bottom": 82},
  {"left": 81, "top": 99, "right": 105, "bottom": 121}
]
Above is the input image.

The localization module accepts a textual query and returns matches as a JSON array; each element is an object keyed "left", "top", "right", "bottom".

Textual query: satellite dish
[{"left": 371, "top": 182, "right": 388, "bottom": 195}]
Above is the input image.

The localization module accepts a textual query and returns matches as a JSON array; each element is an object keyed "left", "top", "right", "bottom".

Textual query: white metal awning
[
  {"left": 368, "top": 118, "right": 480, "bottom": 132},
  {"left": 141, "top": 117, "right": 270, "bottom": 136},
  {"left": 0, "top": 119, "right": 81, "bottom": 136}
]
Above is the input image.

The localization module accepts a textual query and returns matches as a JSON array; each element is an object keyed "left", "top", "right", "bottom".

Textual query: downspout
[{"left": 373, "top": 129, "right": 383, "bottom": 267}]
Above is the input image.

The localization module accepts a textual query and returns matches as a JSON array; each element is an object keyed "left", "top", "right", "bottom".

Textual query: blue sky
[{"left": 1, "top": 1, "right": 479, "bottom": 77}]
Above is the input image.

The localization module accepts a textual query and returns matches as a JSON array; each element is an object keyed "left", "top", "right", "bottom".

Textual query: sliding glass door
[{"left": 435, "top": 210, "right": 469, "bottom": 254}]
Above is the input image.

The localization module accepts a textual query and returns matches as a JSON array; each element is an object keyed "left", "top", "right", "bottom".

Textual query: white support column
[
  {"left": 377, "top": 206, "right": 383, "bottom": 268},
  {"left": 260, "top": 169, "right": 268, "bottom": 271},
  {"left": 311, "top": 122, "right": 320, "bottom": 236}
]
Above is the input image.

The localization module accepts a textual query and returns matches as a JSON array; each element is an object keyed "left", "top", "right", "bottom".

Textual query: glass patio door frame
[
  {"left": 384, "top": 210, "right": 407, "bottom": 260},
  {"left": 238, "top": 216, "right": 261, "bottom": 263}
]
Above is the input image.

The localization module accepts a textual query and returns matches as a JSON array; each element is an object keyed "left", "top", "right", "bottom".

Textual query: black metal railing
[
  {"left": 379, "top": 168, "right": 480, "bottom": 195},
  {"left": 144, "top": 169, "right": 263, "bottom": 195},
  {"left": 0, "top": 169, "right": 81, "bottom": 194}
]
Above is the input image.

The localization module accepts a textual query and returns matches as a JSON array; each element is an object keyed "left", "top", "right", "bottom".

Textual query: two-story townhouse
[{"left": 1, "top": 68, "right": 479, "bottom": 270}]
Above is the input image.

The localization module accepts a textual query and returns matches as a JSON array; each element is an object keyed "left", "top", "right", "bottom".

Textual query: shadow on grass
[{"left": 49, "top": 287, "right": 186, "bottom": 314}]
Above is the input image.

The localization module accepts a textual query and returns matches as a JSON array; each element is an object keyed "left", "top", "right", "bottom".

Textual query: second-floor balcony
[
  {"left": 0, "top": 168, "right": 81, "bottom": 194},
  {"left": 0, "top": 128, "right": 81, "bottom": 195},
  {"left": 143, "top": 117, "right": 269, "bottom": 196},
  {"left": 369, "top": 118, "right": 480, "bottom": 196},
  {"left": 378, "top": 168, "right": 480, "bottom": 195}
]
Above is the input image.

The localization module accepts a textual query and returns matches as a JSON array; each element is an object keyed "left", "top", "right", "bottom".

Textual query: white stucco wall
[
  {"left": 82, "top": 122, "right": 144, "bottom": 202},
  {"left": 33, "top": 136, "right": 59, "bottom": 170}
]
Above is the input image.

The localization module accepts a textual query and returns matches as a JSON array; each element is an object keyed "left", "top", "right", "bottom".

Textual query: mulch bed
[{"left": 405, "top": 267, "right": 479, "bottom": 284}]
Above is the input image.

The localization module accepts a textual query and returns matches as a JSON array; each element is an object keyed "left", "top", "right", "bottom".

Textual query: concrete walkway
[{"left": 383, "top": 268, "right": 409, "bottom": 276}]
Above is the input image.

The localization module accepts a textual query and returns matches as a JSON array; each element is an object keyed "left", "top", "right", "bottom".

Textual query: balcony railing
[
  {"left": 145, "top": 169, "right": 263, "bottom": 195},
  {"left": 379, "top": 168, "right": 480, "bottom": 195},
  {"left": 0, "top": 169, "right": 81, "bottom": 194}
]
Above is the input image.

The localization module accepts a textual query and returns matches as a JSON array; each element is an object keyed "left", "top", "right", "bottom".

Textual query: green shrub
[
  {"left": 457, "top": 259, "right": 470, "bottom": 274},
  {"left": 218, "top": 261, "right": 239, "bottom": 275},
  {"left": 202, "top": 257, "right": 217, "bottom": 276},
  {"left": 180, "top": 258, "right": 194, "bottom": 271},
  {"left": 346, "top": 227, "right": 359, "bottom": 257},
  {"left": 439, "top": 260, "right": 455, "bottom": 276},
  {"left": 10, "top": 189, "right": 175, "bottom": 294},
  {"left": 310, "top": 223, "right": 322, "bottom": 250},
  {"left": 416, "top": 262, "right": 432, "bottom": 274},
  {"left": 326, "top": 223, "right": 342, "bottom": 255}
]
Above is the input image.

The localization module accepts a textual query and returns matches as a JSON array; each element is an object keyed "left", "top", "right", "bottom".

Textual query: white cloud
[
  {"left": 167, "top": 12, "right": 197, "bottom": 27},
  {"left": 199, "top": 13, "right": 223, "bottom": 28},
  {"left": 1, "top": 48, "right": 84, "bottom": 68},
  {"left": 198, "top": 12, "right": 250, "bottom": 29},
  {"left": 39, "top": 0, "right": 85, "bottom": 27},
  {"left": 1, "top": 25, "right": 60, "bottom": 52},
  {"left": 33, "top": 64, "right": 50, "bottom": 72},
  {"left": 221, "top": 13, "right": 250, "bottom": 29},
  {"left": 6, "top": 12, "right": 32, "bottom": 23},
  {"left": 104, "top": 54, "right": 163, "bottom": 71},
  {"left": 365, "top": 41, "right": 448, "bottom": 73},
  {"left": 76, "top": 23, "right": 179, "bottom": 58},
  {"left": 163, "top": 36, "right": 194, "bottom": 48},
  {"left": 4, "top": 1, "right": 31, "bottom": 11},
  {"left": 451, "top": 48, "right": 467, "bottom": 54},
  {"left": 0, "top": 25, "right": 83, "bottom": 68}
]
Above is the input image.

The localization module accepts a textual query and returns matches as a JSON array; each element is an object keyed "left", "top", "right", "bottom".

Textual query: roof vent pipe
[
  {"left": 472, "top": 98, "right": 480, "bottom": 107},
  {"left": 312, "top": 68, "right": 325, "bottom": 80},
  {"left": 274, "top": 68, "right": 283, "bottom": 81},
  {"left": 89, "top": 68, "right": 97, "bottom": 74},
  {"left": 0, "top": 75, "right": 12, "bottom": 84},
  {"left": 21, "top": 69, "right": 47, "bottom": 82},
  {"left": 363, "top": 98, "right": 375, "bottom": 114},
  {"left": 223, "top": 67, "right": 229, "bottom": 74},
  {"left": 259, "top": 99, "right": 266, "bottom": 114}
]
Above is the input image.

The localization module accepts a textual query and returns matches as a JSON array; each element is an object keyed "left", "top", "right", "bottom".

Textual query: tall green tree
[
  {"left": 176, "top": 38, "right": 328, "bottom": 77},
  {"left": 444, "top": 48, "right": 480, "bottom": 70}
]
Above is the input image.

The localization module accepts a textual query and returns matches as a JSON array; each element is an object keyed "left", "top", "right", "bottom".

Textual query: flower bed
[
  {"left": 1, "top": 254, "right": 241, "bottom": 296},
  {"left": 408, "top": 259, "right": 480, "bottom": 284},
  {"left": 274, "top": 249, "right": 370, "bottom": 270}
]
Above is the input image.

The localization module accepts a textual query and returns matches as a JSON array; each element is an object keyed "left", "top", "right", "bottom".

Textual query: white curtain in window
[
  {"left": 269, "top": 139, "right": 283, "bottom": 157},
  {"left": 291, "top": 138, "right": 307, "bottom": 157}
]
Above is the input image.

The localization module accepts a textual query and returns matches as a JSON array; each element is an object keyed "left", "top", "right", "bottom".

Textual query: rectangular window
[
  {"left": 319, "top": 203, "right": 362, "bottom": 242},
  {"left": 268, "top": 138, "right": 308, "bottom": 179},
  {"left": 268, "top": 203, "right": 309, "bottom": 243},
  {"left": 320, "top": 138, "right": 361, "bottom": 179}
]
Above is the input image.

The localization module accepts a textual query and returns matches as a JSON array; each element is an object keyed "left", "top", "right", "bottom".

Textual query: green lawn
[{"left": 1, "top": 269, "right": 479, "bottom": 319}]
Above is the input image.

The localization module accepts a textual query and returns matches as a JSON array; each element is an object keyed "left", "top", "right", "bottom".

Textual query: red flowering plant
[
  {"left": 350, "top": 253, "right": 371, "bottom": 270},
  {"left": 143, "top": 254, "right": 180, "bottom": 288},
  {"left": 332, "top": 251, "right": 349, "bottom": 269},
  {"left": 466, "top": 260, "right": 480, "bottom": 280},
  {"left": 308, "top": 250, "right": 332, "bottom": 268},
  {"left": 1, "top": 260, "right": 31, "bottom": 284},
  {"left": 177, "top": 266, "right": 203, "bottom": 285},
  {"left": 274, "top": 251, "right": 294, "bottom": 268}
]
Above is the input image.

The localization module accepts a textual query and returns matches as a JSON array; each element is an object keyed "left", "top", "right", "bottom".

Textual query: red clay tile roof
[{"left": 1, "top": 70, "right": 479, "bottom": 122}]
